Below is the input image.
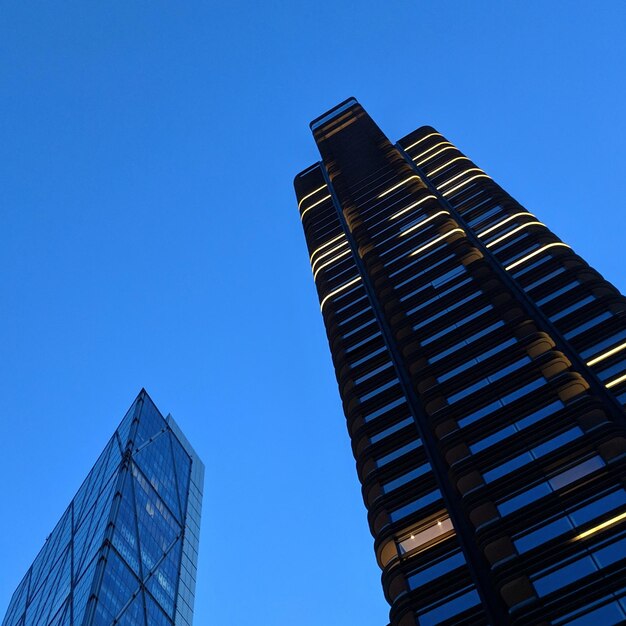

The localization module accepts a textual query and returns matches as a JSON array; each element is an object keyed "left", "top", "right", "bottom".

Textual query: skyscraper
[
  {"left": 294, "top": 98, "right": 626, "bottom": 625},
  {"left": 2, "top": 390, "right": 203, "bottom": 626}
]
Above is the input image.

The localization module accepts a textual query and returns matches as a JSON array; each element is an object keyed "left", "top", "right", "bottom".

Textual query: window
[
  {"left": 568, "top": 489, "right": 626, "bottom": 527},
  {"left": 581, "top": 328, "right": 626, "bottom": 359},
  {"left": 358, "top": 378, "right": 399, "bottom": 403},
  {"left": 354, "top": 362, "right": 393, "bottom": 385},
  {"left": 561, "top": 602, "right": 626, "bottom": 626},
  {"left": 523, "top": 266, "right": 567, "bottom": 292},
  {"left": 350, "top": 345, "right": 386, "bottom": 368},
  {"left": 510, "top": 253, "right": 551, "bottom": 279},
  {"left": 536, "top": 281, "right": 580, "bottom": 306},
  {"left": 499, "top": 482, "right": 552, "bottom": 516},
  {"left": 548, "top": 456, "right": 604, "bottom": 490},
  {"left": 389, "top": 489, "right": 441, "bottom": 522},
  {"left": 382, "top": 463, "right": 429, "bottom": 494},
  {"left": 408, "top": 551, "right": 464, "bottom": 590},
  {"left": 412, "top": 291, "right": 481, "bottom": 330},
  {"left": 470, "top": 399, "right": 564, "bottom": 454},
  {"left": 429, "top": 321, "right": 505, "bottom": 364},
  {"left": 370, "top": 416, "right": 414, "bottom": 444},
  {"left": 447, "top": 356, "right": 531, "bottom": 404},
  {"left": 564, "top": 312, "right": 613, "bottom": 340},
  {"left": 376, "top": 439, "right": 421, "bottom": 468},
  {"left": 422, "top": 305, "right": 494, "bottom": 346},
  {"left": 498, "top": 456, "right": 605, "bottom": 516},
  {"left": 549, "top": 295, "right": 595, "bottom": 322},
  {"left": 533, "top": 555, "right": 597, "bottom": 597},
  {"left": 514, "top": 516, "right": 573, "bottom": 553},
  {"left": 342, "top": 319, "right": 377, "bottom": 340},
  {"left": 466, "top": 204, "right": 502, "bottom": 227},
  {"left": 345, "top": 331, "right": 382, "bottom": 353},
  {"left": 363, "top": 397, "right": 405, "bottom": 423},
  {"left": 406, "top": 277, "right": 473, "bottom": 315},
  {"left": 418, "top": 588, "right": 481, "bottom": 626},
  {"left": 398, "top": 517, "right": 454, "bottom": 554}
]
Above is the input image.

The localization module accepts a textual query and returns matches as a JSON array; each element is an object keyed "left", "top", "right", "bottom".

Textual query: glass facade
[
  {"left": 1, "top": 389, "right": 203, "bottom": 626},
  {"left": 295, "top": 99, "right": 626, "bottom": 625}
]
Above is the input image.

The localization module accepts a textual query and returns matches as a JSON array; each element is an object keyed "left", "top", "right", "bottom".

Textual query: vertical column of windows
[
  {"left": 398, "top": 126, "right": 626, "bottom": 624},
  {"left": 332, "top": 158, "right": 492, "bottom": 626}
]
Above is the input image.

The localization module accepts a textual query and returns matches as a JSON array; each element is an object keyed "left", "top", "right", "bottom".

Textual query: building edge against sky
[
  {"left": 1, "top": 389, "right": 204, "bottom": 626},
  {"left": 294, "top": 98, "right": 626, "bottom": 625}
]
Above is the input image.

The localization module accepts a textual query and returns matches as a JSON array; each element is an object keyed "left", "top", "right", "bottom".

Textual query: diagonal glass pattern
[
  {"left": 2, "top": 390, "right": 204, "bottom": 626},
  {"left": 134, "top": 431, "right": 183, "bottom": 522}
]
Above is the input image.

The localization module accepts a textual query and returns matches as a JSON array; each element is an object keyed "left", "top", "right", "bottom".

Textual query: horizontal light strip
[
  {"left": 575, "top": 511, "right": 626, "bottom": 540},
  {"left": 310, "top": 234, "right": 345, "bottom": 263},
  {"left": 426, "top": 156, "right": 471, "bottom": 177},
  {"left": 412, "top": 141, "right": 454, "bottom": 163},
  {"left": 587, "top": 342, "right": 626, "bottom": 367},
  {"left": 311, "top": 241, "right": 349, "bottom": 273},
  {"left": 320, "top": 276, "right": 362, "bottom": 312},
  {"left": 606, "top": 372, "right": 626, "bottom": 389},
  {"left": 477, "top": 212, "right": 535, "bottom": 239},
  {"left": 438, "top": 168, "right": 486, "bottom": 190},
  {"left": 389, "top": 195, "right": 437, "bottom": 221},
  {"left": 400, "top": 211, "right": 450, "bottom": 237},
  {"left": 442, "top": 174, "right": 491, "bottom": 198},
  {"left": 298, "top": 184, "right": 327, "bottom": 209},
  {"left": 414, "top": 145, "right": 456, "bottom": 167},
  {"left": 485, "top": 221, "right": 545, "bottom": 249},
  {"left": 504, "top": 242, "right": 571, "bottom": 271},
  {"left": 409, "top": 228, "right": 465, "bottom": 258},
  {"left": 403, "top": 132, "right": 442, "bottom": 152},
  {"left": 300, "top": 194, "right": 332, "bottom": 220},
  {"left": 313, "top": 249, "right": 351, "bottom": 280},
  {"left": 378, "top": 175, "right": 422, "bottom": 198}
]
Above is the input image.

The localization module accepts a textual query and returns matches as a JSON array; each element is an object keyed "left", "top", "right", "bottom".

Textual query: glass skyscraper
[
  {"left": 2, "top": 389, "right": 203, "bottom": 626},
  {"left": 294, "top": 99, "right": 626, "bottom": 625}
]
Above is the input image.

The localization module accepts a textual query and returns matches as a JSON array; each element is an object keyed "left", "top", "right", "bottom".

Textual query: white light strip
[
  {"left": 576, "top": 511, "right": 626, "bottom": 540},
  {"left": 485, "top": 221, "right": 545, "bottom": 249},
  {"left": 320, "top": 277, "right": 362, "bottom": 312},
  {"left": 426, "top": 156, "right": 471, "bottom": 177},
  {"left": 400, "top": 211, "right": 450, "bottom": 237},
  {"left": 587, "top": 342, "right": 626, "bottom": 367},
  {"left": 409, "top": 228, "right": 465, "bottom": 258},
  {"left": 438, "top": 168, "right": 486, "bottom": 190},
  {"left": 311, "top": 241, "right": 349, "bottom": 273},
  {"left": 504, "top": 242, "right": 571, "bottom": 271},
  {"left": 389, "top": 195, "right": 437, "bottom": 221},
  {"left": 310, "top": 234, "right": 346, "bottom": 263},
  {"left": 476, "top": 212, "right": 535, "bottom": 239},
  {"left": 378, "top": 176, "right": 422, "bottom": 198},
  {"left": 414, "top": 145, "right": 456, "bottom": 167},
  {"left": 442, "top": 174, "right": 491, "bottom": 198},
  {"left": 412, "top": 141, "right": 454, "bottom": 163},
  {"left": 313, "top": 249, "right": 351, "bottom": 280},
  {"left": 298, "top": 184, "right": 327, "bottom": 209},
  {"left": 403, "top": 132, "right": 442, "bottom": 152},
  {"left": 606, "top": 372, "right": 626, "bottom": 389},
  {"left": 300, "top": 194, "right": 332, "bottom": 220}
]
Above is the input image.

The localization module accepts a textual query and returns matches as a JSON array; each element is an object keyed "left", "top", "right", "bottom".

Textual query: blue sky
[{"left": 1, "top": 2, "right": 625, "bottom": 624}]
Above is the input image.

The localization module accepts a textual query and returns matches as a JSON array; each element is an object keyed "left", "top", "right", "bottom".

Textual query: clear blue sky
[{"left": 1, "top": 2, "right": 625, "bottom": 624}]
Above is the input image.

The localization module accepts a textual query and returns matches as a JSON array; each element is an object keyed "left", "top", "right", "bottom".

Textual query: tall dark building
[
  {"left": 294, "top": 98, "right": 626, "bottom": 625},
  {"left": 2, "top": 390, "right": 203, "bottom": 626}
]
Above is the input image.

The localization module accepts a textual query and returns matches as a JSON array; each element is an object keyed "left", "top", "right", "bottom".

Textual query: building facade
[
  {"left": 2, "top": 390, "right": 203, "bottom": 626},
  {"left": 294, "top": 98, "right": 626, "bottom": 625}
]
